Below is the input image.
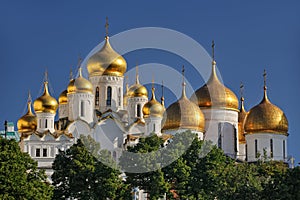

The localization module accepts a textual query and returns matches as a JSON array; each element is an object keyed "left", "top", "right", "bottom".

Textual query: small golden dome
[
  {"left": 191, "top": 61, "right": 239, "bottom": 111},
  {"left": 163, "top": 83, "right": 205, "bottom": 132},
  {"left": 87, "top": 36, "right": 127, "bottom": 77},
  {"left": 238, "top": 97, "right": 248, "bottom": 144},
  {"left": 142, "top": 88, "right": 164, "bottom": 118},
  {"left": 128, "top": 75, "right": 148, "bottom": 98},
  {"left": 33, "top": 82, "right": 58, "bottom": 114},
  {"left": 17, "top": 101, "right": 37, "bottom": 133},
  {"left": 244, "top": 88, "right": 288, "bottom": 135},
  {"left": 67, "top": 68, "right": 93, "bottom": 94},
  {"left": 58, "top": 90, "right": 68, "bottom": 104}
]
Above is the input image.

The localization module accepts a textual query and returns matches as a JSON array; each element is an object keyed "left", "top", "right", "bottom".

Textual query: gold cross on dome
[{"left": 105, "top": 17, "right": 109, "bottom": 37}]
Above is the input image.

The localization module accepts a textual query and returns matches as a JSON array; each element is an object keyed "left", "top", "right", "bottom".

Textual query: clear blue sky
[{"left": 0, "top": 1, "right": 299, "bottom": 164}]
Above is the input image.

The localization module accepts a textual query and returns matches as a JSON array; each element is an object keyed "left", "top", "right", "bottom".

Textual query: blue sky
[{"left": 0, "top": 1, "right": 299, "bottom": 164}]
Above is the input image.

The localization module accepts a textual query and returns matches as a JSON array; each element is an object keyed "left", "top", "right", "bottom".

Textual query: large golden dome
[
  {"left": 87, "top": 36, "right": 127, "bottom": 77},
  {"left": 33, "top": 82, "right": 58, "bottom": 114},
  {"left": 67, "top": 68, "right": 93, "bottom": 94},
  {"left": 128, "top": 73, "right": 148, "bottom": 98},
  {"left": 238, "top": 97, "right": 248, "bottom": 144},
  {"left": 244, "top": 87, "right": 288, "bottom": 135},
  {"left": 17, "top": 101, "right": 37, "bottom": 133},
  {"left": 142, "top": 88, "right": 164, "bottom": 118},
  {"left": 58, "top": 89, "right": 68, "bottom": 104},
  {"left": 191, "top": 61, "right": 239, "bottom": 111},
  {"left": 163, "top": 83, "right": 205, "bottom": 132}
]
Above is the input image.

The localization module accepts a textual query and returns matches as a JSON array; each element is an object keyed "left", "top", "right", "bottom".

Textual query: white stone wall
[
  {"left": 238, "top": 143, "right": 246, "bottom": 161},
  {"left": 58, "top": 103, "right": 68, "bottom": 119},
  {"left": 127, "top": 96, "right": 148, "bottom": 123},
  {"left": 67, "top": 93, "right": 94, "bottom": 124},
  {"left": 144, "top": 116, "right": 162, "bottom": 136},
  {"left": 36, "top": 112, "right": 56, "bottom": 133},
  {"left": 89, "top": 76, "right": 124, "bottom": 112},
  {"left": 202, "top": 109, "right": 239, "bottom": 158},
  {"left": 245, "top": 133, "right": 287, "bottom": 162}
]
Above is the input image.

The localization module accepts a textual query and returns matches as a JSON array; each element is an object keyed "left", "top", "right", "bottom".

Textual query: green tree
[
  {"left": 52, "top": 135, "right": 130, "bottom": 200},
  {"left": 0, "top": 138, "right": 53, "bottom": 199}
]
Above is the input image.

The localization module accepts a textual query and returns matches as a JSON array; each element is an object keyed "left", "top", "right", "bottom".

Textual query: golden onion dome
[
  {"left": 142, "top": 88, "right": 165, "bottom": 118},
  {"left": 191, "top": 61, "right": 239, "bottom": 111},
  {"left": 163, "top": 83, "right": 205, "bottom": 132},
  {"left": 33, "top": 82, "right": 58, "bottom": 114},
  {"left": 17, "top": 101, "right": 37, "bottom": 133},
  {"left": 87, "top": 36, "right": 127, "bottom": 77},
  {"left": 58, "top": 89, "right": 68, "bottom": 104},
  {"left": 128, "top": 75, "right": 148, "bottom": 98},
  {"left": 238, "top": 97, "right": 248, "bottom": 144},
  {"left": 67, "top": 68, "right": 93, "bottom": 94},
  {"left": 244, "top": 86, "right": 288, "bottom": 135}
]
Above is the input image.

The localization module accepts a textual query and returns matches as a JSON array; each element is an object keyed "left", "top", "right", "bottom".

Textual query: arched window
[
  {"left": 270, "top": 139, "right": 273, "bottom": 158},
  {"left": 153, "top": 123, "right": 156, "bottom": 132},
  {"left": 118, "top": 87, "right": 121, "bottom": 106},
  {"left": 137, "top": 104, "right": 141, "bottom": 117},
  {"left": 283, "top": 140, "right": 286, "bottom": 159},
  {"left": 218, "top": 123, "right": 222, "bottom": 148},
  {"left": 95, "top": 87, "right": 99, "bottom": 106},
  {"left": 107, "top": 86, "right": 112, "bottom": 106},
  {"left": 81, "top": 101, "right": 85, "bottom": 117},
  {"left": 255, "top": 139, "right": 258, "bottom": 158},
  {"left": 45, "top": 119, "right": 48, "bottom": 128},
  {"left": 245, "top": 144, "right": 248, "bottom": 161}
]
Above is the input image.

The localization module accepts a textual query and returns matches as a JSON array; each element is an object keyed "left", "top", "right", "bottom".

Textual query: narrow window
[
  {"left": 234, "top": 128, "right": 237, "bottom": 153},
  {"left": 255, "top": 139, "right": 258, "bottom": 158},
  {"left": 45, "top": 119, "right": 47, "bottom": 128},
  {"left": 95, "top": 87, "right": 99, "bottom": 106},
  {"left": 39, "top": 119, "right": 41, "bottom": 128},
  {"left": 137, "top": 104, "right": 141, "bottom": 117},
  {"left": 36, "top": 148, "right": 40, "bottom": 157},
  {"left": 107, "top": 86, "right": 112, "bottom": 106},
  {"left": 43, "top": 148, "right": 47, "bottom": 157},
  {"left": 118, "top": 88, "right": 121, "bottom": 106},
  {"left": 81, "top": 101, "right": 85, "bottom": 117},
  {"left": 153, "top": 124, "right": 156, "bottom": 132},
  {"left": 283, "top": 140, "right": 286, "bottom": 159},
  {"left": 218, "top": 123, "right": 222, "bottom": 148},
  {"left": 270, "top": 139, "right": 273, "bottom": 158}
]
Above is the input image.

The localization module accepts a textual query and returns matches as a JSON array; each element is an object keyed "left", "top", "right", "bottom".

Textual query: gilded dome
[
  {"left": 17, "top": 101, "right": 37, "bottom": 133},
  {"left": 142, "top": 88, "right": 164, "bottom": 118},
  {"left": 33, "top": 82, "right": 58, "bottom": 114},
  {"left": 191, "top": 61, "right": 239, "bottom": 111},
  {"left": 58, "top": 90, "right": 68, "bottom": 104},
  {"left": 238, "top": 97, "right": 248, "bottom": 144},
  {"left": 87, "top": 36, "right": 127, "bottom": 77},
  {"left": 128, "top": 75, "right": 148, "bottom": 98},
  {"left": 163, "top": 83, "right": 205, "bottom": 132},
  {"left": 244, "top": 88, "right": 288, "bottom": 135},
  {"left": 67, "top": 68, "right": 93, "bottom": 94}
]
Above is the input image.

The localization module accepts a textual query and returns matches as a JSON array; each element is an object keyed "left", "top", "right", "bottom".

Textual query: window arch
[
  {"left": 137, "top": 104, "right": 141, "bottom": 117},
  {"left": 255, "top": 139, "right": 258, "bottom": 158},
  {"left": 107, "top": 86, "right": 112, "bottom": 106},
  {"left": 270, "top": 139, "right": 273, "bottom": 158},
  {"left": 95, "top": 87, "right": 99, "bottom": 106},
  {"left": 45, "top": 119, "right": 48, "bottom": 128},
  {"left": 81, "top": 101, "right": 85, "bottom": 117}
]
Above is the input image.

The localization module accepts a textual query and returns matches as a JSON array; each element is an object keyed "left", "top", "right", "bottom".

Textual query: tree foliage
[
  {"left": 0, "top": 138, "right": 53, "bottom": 199},
  {"left": 52, "top": 135, "right": 130, "bottom": 200}
]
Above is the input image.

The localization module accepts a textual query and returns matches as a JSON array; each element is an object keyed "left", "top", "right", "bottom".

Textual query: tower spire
[
  {"left": 69, "top": 68, "right": 73, "bottom": 80},
  {"left": 44, "top": 69, "right": 48, "bottom": 83},
  {"left": 212, "top": 40, "right": 215, "bottom": 61},
  {"left": 26, "top": 90, "right": 33, "bottom": 115},
  {"left": 262, "top": 69, "right": 269, "bottom": 102},
  {"left": 151, "top": 75, "right": 156, "bottom": 100},
  {"left": 105, "top": 17, "right": 109, "bottom": 38},
  {"left": 239, "top": 82, "right": 245, "bottom": 112}
]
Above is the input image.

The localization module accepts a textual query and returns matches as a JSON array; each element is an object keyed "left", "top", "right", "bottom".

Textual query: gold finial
[
  {"left": 27, "top": 90, "right": 32, "bottom": 103},
  {"left": 69, "top": 68, "right": 73, "bottom": 80},
  {"left": 212, "top": 40, "right": 215, "bottom": 61},
  {"left": 135, "top": 63, "right": 139, "bottom": 84},
  {"left": 161, "top": 80, "right": 165, "bottom": 106},
  {"left": 26, "top": 90, "right": 33, "bottom": 114},
  {"left": 44, "top": 69, "right": 48, "bottom": 84},
  {"left": 105, "top": 17, "right": 109, "bottom": 38},
  {"left": 240, "top": 82, "right": 244, "bottom": 101},
  {"left": 181, "top": 65, "right": 186, "bottom": 98},
  {"left": 263, "top": 69, "right": 267, "bottom": 90},
  {"left": 152, "top": 74, "right": 155, "bottom": 89},
  {"left": 151, "top": 78, "right": 156, "bottom": 101},
  {"left": 78, "top": 67, "right": 83, "bottom": 77}
]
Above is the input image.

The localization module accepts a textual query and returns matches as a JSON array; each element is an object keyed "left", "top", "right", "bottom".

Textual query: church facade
[{"left": 16, "top": 25, "right": 289, "bottom": 179}]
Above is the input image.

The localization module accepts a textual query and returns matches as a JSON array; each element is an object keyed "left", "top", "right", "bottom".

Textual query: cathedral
[{"left": 16, "top": 23, "right": 289, "bottom": 179}]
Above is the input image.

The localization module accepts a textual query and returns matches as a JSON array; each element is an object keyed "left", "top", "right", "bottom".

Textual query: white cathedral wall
[
  {"left": 238, "top": 143, "right": 246, "bottom": 161},
  {"left": 36, "top": 112, "right": 56, "bottom": 133},
  {"left": 144, "top": 117, "right": 162, "bottom": 136},
  {"left": 58, "top": 103, "right": 68, "bottom": 119},
  {"left": 89, "top": 76, "right": 124, "bottom": 113},
  {"left": 245, "top": 133, "right": 287, "bottom": 162},
  {"left": 67, "top": 93, "right": 94, "bottom": 124},
  {"left": 202, "top": 109, "right": 239, "bottom": 158},
  {"left": 127, "top": 96, "right": 148, "bottom": 123}
]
